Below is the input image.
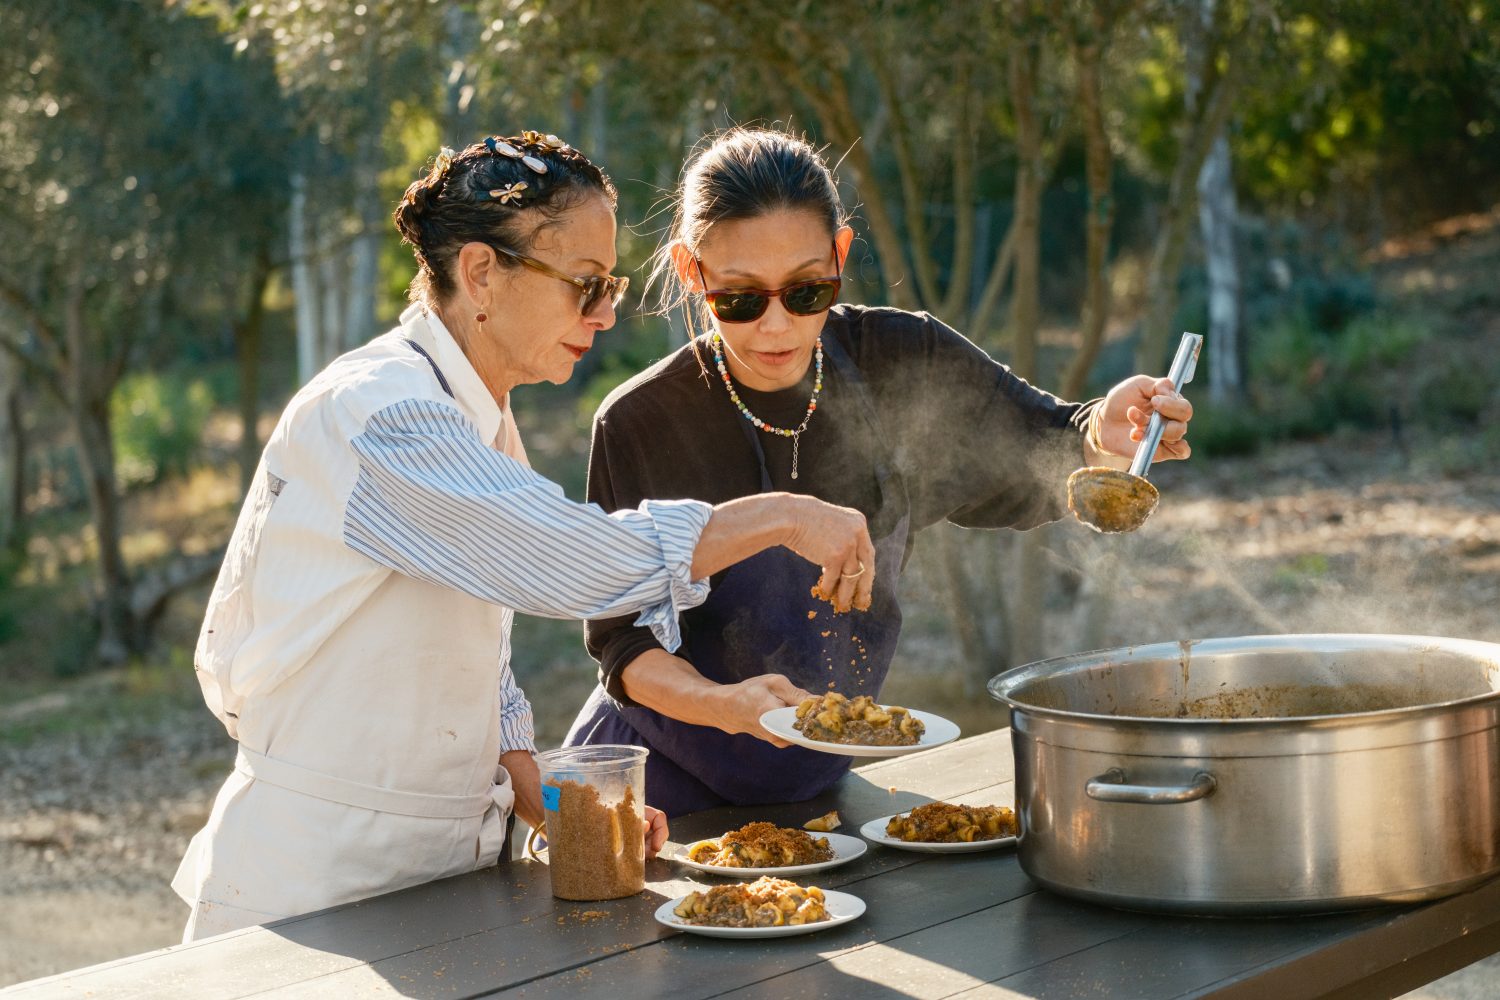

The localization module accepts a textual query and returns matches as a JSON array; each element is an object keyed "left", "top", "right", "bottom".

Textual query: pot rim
[{"left": 987, "top": 632, "right": 1500, "bottom": 728}]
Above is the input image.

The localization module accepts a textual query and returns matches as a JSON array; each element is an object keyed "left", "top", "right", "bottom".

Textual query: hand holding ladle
[{"left": 1067, "top": 332, "right": 1202, "bottom": 534}]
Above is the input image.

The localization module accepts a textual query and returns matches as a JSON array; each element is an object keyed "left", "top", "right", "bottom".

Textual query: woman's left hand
[
  {"left": 501, "top": 748, "right": 546, "bottom": 830},
  {"left": 643, "top": 805, "right": 669, "bottom": 858},
  {"left": 1089, "top": 374, "right": 1194, "bottom": 465}
]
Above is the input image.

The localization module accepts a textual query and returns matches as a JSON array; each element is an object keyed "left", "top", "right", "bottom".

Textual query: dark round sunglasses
[
  {"left": 694, "top": 244, "right": 844, "bottom": 323},
  {"left": 489, "top": 243, "right": 629, "bottom": 315}
]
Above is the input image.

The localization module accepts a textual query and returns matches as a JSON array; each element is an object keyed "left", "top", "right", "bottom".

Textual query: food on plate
[
  {"left": 672, "top": 876, "right": 829, "bottom": 928},
  {"left": 687, "top": 822, "right": 833, "bottom": 868},
  {"left": 803, "top": 809, "right": 842, "bottom": 832},
  {"left": 793, "top": 692, "right": 925, "bottom": 746},
  {"left": 885, "top": 802, "right": 1018, "bottom": 843}
]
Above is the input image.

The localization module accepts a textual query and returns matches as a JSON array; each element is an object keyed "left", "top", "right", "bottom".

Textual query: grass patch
[{"left": 0, "top": 652, "right": 203, "bottom": 747}]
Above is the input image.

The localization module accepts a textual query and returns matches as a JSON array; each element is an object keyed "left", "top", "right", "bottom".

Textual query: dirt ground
[{"left": 4, "top": 437, "right": 1500, "bottom": 992}]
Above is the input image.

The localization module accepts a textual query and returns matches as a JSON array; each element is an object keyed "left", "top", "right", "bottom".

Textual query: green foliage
[
  {"left": 1182, "top": 403, "right": 1262, "bottom": 458},
  {"left": 1431, "top": 425, "right": 1500, "bottom": 478},
  {"left": 1247, "top": 304, "right": 1435, "bottom": 441},
  {"left": 575, "top": 339, "right": 674, "bottom": 425},
  {"left": 111, "top": 372, "right": 216, "bottom": 488},
  {"left": 0, "top": 547, "right": 23, "bottom": 645},
  {"left": 1416, "top": 360, "right": 1494, "bottom": 429},
  {"left": 1239, "top": 3, "right": 1500, "bottom": 221}
]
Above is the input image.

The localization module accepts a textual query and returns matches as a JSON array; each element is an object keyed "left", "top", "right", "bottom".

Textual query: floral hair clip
[
  {"left": 488, "top": 181, "right": 528, "bottom": 205},
  {"left": 486, "top": 134, "right": 549, "bottom": 175},
  {"left": 523, "top": 130, "right": 570, "bottom": 152}
]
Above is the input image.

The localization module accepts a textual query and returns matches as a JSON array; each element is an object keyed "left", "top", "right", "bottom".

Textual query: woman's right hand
[
  {"left": 691, "top": 492, "right": 875, "bottom": 611},
  {"left": 713, "top": 673, "right": 814, "bottom": 747},
  {"left": 779, "top": 495, "right": 876, "bottom": 612}
]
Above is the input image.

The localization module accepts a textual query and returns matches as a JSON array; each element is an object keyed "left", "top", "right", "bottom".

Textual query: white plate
[
  {"left": 654, "top": 888, "right": 865, "bottom": 938},
  {"left": 859, "top": 812, "right": 1018, "bottom": 853},
  {"left": 672, "top": 831, "right": 867, "bottom": 878},
  {"left": 759, "top": 706, "right": 960, "bottom": 758}
]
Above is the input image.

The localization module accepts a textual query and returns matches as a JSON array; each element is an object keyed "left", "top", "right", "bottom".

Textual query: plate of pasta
[
  {"left": 674, "top": 822, "right": 867, "bottom": 877},
  {"left": 860, "top": 802, "right": 1020, "bottom": 854},
  {"left": 760, "top": 693, "right": 960, "bottom": 758},
  {"left": 654, "top": 876, "right": 866, "bottom": 939}
]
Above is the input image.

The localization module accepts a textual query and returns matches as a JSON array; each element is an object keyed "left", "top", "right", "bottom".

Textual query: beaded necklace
[{"left": 711, "top": 333, "right": 823, "bottom": 480}]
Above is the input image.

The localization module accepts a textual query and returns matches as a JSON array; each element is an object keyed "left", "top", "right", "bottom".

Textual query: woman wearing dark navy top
[{"left": 564, "top": 128, "right": 1194, "bottom": 816}]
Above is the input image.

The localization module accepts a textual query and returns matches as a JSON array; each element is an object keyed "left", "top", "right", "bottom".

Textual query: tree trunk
[
  {"left": 0, "top": 347, "right": 21, "bottom": 551},
  {"left": 968, "top": 216, "right": 1018, "bottom": 347},
  {"left": 290, "top": 172, "right": 321, "bottom": 387},
  {"left": 1060, "top": 32, "right": 1116, "bottom": 400},
  {"left": 819, "top": 78, "right": 919, "bottom": 311},
  {"left": 441, "top": 4, "right": 479, "bottom": 141},
  {"left": 940, "top": 58, "right": 979, "bottom": 320},
  {"left": 1005, "top": 28, "right": 1048, "bottom": 667},
  {"left": 1011, "top": 527, "right": 1049, "bottom": 667},
  {"left": 586, "top": 78, "right": 608, "bottom": 163},
  {"left": 1198, "top": 130, "right": 1242, "bottom": 403},
  {"left": 236, "top": 245, "right": 273, "bottom": 494},
  {"left": 345, "top": 125, "right": 382, "bottom": 353},
  {"left": 1135, "top": 0, "right": 1244, "bottom": 373},
  {"left": 346, "top": 184, "right": 379, "bottom": 353},
  {"left": 319, "top": 248, "right": 347, "bottom": 368},
  {"left": 59, "top": 276, "right": 133, "bottom": 663},
  {"left": 71, "top": 394, "right": 132, "bottom": 664},
  {"left": 934, "top": 524, "right": 1007, "bottom": 690},
  {"left": 1007, "top": 33, "right": 1044, "bottom": 383}
]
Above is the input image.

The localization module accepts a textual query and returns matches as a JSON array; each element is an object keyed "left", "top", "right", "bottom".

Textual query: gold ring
[{"left": 839, "top": 560, "right": 866, "bottom": 580}]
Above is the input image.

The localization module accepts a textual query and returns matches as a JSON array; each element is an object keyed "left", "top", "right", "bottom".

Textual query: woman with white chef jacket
[{"left": 172, "top": 132, "right": 876, "bottom": 940}]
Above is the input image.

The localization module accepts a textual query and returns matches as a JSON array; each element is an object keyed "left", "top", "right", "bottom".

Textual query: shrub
[
  {"left": 111, "top": 372, "right": 215, "bottom": 488},
  {"left": 1337, "top": 313, "right": 1430, "bottom": 371},
  {"left": 1246, "top": 308, "right": 1431, "bottom": 440},
  {"left": 1416, "top": 362, "right": 1492, "bottom": 429},
  {"left": 1184, "top": 402, "right": 1261, "bottom": 457}
]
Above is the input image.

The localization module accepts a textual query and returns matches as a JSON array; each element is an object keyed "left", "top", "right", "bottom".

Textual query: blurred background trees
[{"left": 1, "top": 0, "right": 1498, "bottom": 678}]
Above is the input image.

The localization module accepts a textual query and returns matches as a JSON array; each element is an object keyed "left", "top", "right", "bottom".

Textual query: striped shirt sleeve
[
  {"left": 497, "top": 638, "right": 536, "bottom": 754},
  {"left": 342, "top": 398, "right": 712, "bottom": 652}
]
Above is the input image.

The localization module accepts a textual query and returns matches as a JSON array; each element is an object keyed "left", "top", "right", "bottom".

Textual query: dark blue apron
[{"left": 565, "top": 337, "right": 911, "bottom": 816}]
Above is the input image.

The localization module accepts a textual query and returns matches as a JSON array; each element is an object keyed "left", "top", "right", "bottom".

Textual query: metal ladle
[{"left": 1067, "top": 332, "right": 1203, "bottom": 534}]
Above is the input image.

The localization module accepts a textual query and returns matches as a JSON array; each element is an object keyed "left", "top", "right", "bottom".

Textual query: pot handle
[{"left": 1086, "top": 768, "right": 1216, "bottom": 804}]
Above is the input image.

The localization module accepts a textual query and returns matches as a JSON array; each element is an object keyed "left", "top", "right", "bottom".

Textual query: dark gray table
[{"left": 8, "top": 730, "right": 1500, "bottom": 999}]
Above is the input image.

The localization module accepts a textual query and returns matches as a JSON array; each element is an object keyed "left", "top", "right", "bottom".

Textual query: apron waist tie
[{"left": 235, "top": 746, "right": 494, "bottom": 820}]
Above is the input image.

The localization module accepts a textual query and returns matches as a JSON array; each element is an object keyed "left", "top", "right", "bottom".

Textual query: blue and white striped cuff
[{"left": 629, "top": 498, "right": 713, "bottom": 652}]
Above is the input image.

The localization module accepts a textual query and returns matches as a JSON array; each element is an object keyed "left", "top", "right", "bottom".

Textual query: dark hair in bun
[{"left": 393, "top": 131, "right": 617, "bottom": 304}]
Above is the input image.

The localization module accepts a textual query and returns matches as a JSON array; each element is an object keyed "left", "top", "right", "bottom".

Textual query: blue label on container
[{"left": 542, "top": 783, "right": 560, "bottom": 812}]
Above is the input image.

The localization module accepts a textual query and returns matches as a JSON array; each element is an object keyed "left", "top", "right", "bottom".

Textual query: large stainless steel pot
[{"left": 987, "top": 634, "right": 1500, "bottom": 914}]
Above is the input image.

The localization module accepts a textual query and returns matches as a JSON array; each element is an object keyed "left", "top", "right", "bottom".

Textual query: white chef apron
[
  {"left": 172, "top": 564, "right": 521, "bottom": 941},
  {"left": 173, "top": 316, "right": 533, "bottom": 941}
]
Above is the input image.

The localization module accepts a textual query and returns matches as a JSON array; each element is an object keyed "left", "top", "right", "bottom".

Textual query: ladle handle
[{"left": 1128, "top": 332, "right": 1204, "bottom": 478}]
